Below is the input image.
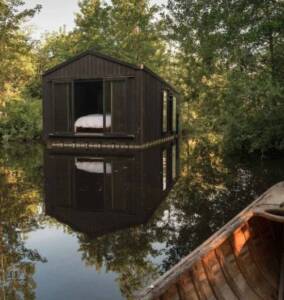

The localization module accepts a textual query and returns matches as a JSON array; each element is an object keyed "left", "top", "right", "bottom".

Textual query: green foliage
[
  {"left": 75, "top": 0, "right": 167, "bottom": 72},
  {"left": 37, "top": 28, "right": 78, "bottom": 71},
  {"left": 26, "top": 28, "right": 78, "bottom": 99},
  {"left": 0, "top": 0, "right": 41, "bottom": 101},
  {"left": 0, "top": 98, "right": 42, "bottom": 143},
  {"left": 167, "top": 0, "right": 284, "bottom": 156},
  {"left": 222, "top": 72, "right": 284, "bottom": 154},
  {"left": 0, "top": 0, "right": 42, "bottom": 142}
]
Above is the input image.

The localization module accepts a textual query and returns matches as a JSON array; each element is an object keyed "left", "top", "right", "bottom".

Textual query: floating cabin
[
  {"left": 43, "top": 49, "right": 179, "bottom": 150},
  {"left": 44, "top": 142, "right": 179, "bottom": 238}
]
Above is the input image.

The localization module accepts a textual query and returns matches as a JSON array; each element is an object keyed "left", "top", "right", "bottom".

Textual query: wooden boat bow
[
  {"left": 137, "top": 182, "right": 284, "bottom": 300},
  {"left": 253, "top": 182, "right": 284, "bottom": 222}
]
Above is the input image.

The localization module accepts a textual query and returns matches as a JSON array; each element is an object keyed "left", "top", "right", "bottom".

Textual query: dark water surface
[{"left": 0, "top": 141, "right": 284, "bottom": 300}]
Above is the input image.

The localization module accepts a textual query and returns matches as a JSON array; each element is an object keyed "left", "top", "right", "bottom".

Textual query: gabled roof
[
  {"left": 43, "top": 48, "right": 179, "bottom": 94},
  {"left": 43, "top": 48, "right": 141, "bottom": 76}
]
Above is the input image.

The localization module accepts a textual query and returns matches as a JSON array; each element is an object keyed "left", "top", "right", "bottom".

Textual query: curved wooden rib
[
  {"left": 178, "top": 273, "right": 200, "bottom": 300},
  {"left": 137, "top": 182, "right": 284, "bottom": 300}
]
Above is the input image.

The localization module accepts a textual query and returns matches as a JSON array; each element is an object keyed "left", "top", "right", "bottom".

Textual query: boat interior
[
  {"left": 138, "top": 182, "right": 284, "bottom": 300},
  {"left": 139, "top": 214, "right": 284, "bottom": 300},
  {"left": 155, "top": 216, "right": 283, "bottom": 300}
]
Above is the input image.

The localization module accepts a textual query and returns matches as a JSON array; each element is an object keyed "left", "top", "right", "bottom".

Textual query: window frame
[
  {"left": 162, "top": 149, "right": 167, "bottom": 191},
  {"left": 172, "top": 95, "right": 177, "bottom": 133},
  {"left": 104, "top": 78, "right": 127, "bottom": 134},
  {"left": 162, "top": 89, "right": 168, "bottom": 134},
  {"left": 172, "top": 144, "right": 177, "bottom": 180}
]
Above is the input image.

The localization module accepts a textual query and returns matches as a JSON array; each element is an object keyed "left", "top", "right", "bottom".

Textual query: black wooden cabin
[{"left": 43, "top": 49, "right": 179, "bottom": 150}]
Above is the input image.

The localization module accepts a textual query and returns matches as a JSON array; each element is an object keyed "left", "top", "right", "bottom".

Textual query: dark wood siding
[
  {"left": 111, "top": 80, "right": 127, "bottom": 133},
  {"left": 53, "top": 81, "right": 72, "bottom": 133},
  {"left": 127, "top": 76, "right": 140, "bottom": 137},
  {"left": 44, "top": 55, "right": 136, "bottom": 81},
  {"left": 141, "top": 71, "right": 179, "bottom": 143},
  {"left": 43, "top": 79, "right": 52, "bottom": 140},
  {"left": 142, "top": 71, "right": 163, "bottom": 143},
  {"left": 44, "top": 154, "right": 73, "bottom": 214}
]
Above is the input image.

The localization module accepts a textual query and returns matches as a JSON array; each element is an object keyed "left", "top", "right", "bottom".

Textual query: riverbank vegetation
[{"left": 0, "top": 0, "right": 283, "bottom": 156}]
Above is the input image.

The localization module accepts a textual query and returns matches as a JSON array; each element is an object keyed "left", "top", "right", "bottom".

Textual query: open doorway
[{"left": 73, "top": 80, "right": 112, "bottom": 133}]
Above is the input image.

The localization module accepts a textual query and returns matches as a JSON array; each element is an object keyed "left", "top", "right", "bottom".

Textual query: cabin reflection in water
[{"left": 44, "top": 142, "right": 179, "bottom": 238}]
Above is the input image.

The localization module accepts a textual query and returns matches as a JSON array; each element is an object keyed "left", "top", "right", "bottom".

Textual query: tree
[
  {"left": 74, "top": 0, "right": 168, "bottom": 73},
  {"left": 167, "top": 0, "right": 284, "bottom": 155},
  {"left": 0, "top": 0, "right": 41, "bottom": 104},
  {"left": 28, "top": 27, "right": 77, "bottom": 99}
]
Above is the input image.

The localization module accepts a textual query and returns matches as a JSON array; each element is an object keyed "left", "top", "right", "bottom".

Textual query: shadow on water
[{"left": 0, "top": 140, "right": 284, "bottom": 299}]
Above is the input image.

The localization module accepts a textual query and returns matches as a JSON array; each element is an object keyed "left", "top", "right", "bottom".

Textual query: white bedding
[
  {"left": 74, "top": 114, "right": 111, "bottom": 130},
  {"left": 75, "top": 161, "right": 112, "bottom": 174}
]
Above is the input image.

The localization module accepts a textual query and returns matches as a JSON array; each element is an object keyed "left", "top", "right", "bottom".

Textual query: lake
[{"left": 0, "top": 140, "right": 283, "bottom": 300}]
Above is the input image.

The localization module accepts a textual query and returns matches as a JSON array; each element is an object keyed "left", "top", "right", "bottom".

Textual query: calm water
[{"left": 0, "top": 141, "right": 284, "bottom": 300}]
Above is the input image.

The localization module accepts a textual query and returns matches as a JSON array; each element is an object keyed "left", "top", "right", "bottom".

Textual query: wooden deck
[{"left": 47, "top": 134, "right": 178, "bottom": 151}]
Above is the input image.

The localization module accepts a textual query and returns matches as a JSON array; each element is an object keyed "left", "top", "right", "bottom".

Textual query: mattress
[
  {"left": 75, "top": 160, "right": 112, "bottom": 174},
  {"left": 74, "top": 114, "right": 111, "bottom": 129}
]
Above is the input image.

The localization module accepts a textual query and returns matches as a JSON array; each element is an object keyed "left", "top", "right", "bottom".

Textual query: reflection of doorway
[
  {"left": 161, "top": 143, "right": 178, "bottom": 192},
  {"left": 73, "top": 157, "right": 134, "bottom": 213},
  {"left": 74, "top": 158, "right": 112, "bottom": 211}
]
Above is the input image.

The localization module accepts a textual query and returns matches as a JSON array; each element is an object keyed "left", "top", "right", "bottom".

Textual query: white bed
[
  {"left": 74, "top": 114, "right": 111, "bottom": 132},
  {"left": 75, "top": 160, "right": 112, "bottom": 174}
]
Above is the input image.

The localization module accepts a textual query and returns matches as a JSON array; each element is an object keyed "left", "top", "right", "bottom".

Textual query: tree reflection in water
[
  {"left": 0, "top": 144, "right": 46, "bottom": 300},
  {"left": 159, "top": 139, "right": 284, "bottom": 271}
]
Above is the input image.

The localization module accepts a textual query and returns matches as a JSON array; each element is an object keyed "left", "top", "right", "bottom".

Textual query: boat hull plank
[
  {"left": 230, "top": 226, "right": 276, "bottom": 299},
  {"left": 177, "top": 274, "right": 201, "bottom": 300},
  {"left": 202, "top": 251, "right": 238, "bottom": 300},
  {"left": 217, "top": 240, "right": 260, "bottom": 300},
  {"left": 191, "top": 261, "right": 217, "bottom": 300},
  {"left": 160, "top": 284, "right": 181, "bottom": 300}
]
